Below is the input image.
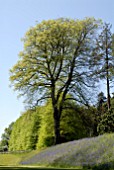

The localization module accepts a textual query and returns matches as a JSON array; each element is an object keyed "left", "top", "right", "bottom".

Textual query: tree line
[{"left": 1, "top": 93, "right": 114, "bottom": 151}]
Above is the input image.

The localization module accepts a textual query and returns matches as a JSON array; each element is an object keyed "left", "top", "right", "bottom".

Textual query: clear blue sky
[{"left": 0, "top": 0, "right": 114, "bottom": 138}]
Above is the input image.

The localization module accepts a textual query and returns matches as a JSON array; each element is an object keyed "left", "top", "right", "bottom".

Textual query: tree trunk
[
  {"left": 53, "top": 107, "right": 61, "bottom": 145},
  {"left": 107, "top": 77, "right": 111, "bottom": 110},
  {"left": 106, "top": 43, "right": 111, "bottom": 110}
]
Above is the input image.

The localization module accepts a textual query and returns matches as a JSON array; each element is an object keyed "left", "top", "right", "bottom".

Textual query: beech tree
[{"left": 10, "top": 18, "right": 100, "bottom": 144}]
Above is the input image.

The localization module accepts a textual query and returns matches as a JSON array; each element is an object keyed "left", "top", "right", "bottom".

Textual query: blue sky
[{"left": 0, "top": 0, "right": 114, "bottom": 138}]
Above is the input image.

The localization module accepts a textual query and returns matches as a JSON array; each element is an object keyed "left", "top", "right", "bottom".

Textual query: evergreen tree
[
  {"left": 97, "top": 92, "right": 106, "bottom": 113},
  {"left": 95, "top": 23, "right": 114, "bottom": 110},
  {"left": 97, "top": 109, "right": 114, "bottom": 134}
]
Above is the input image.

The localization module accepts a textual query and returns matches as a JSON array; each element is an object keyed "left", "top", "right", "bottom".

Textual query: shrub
[{"left": 97, "top": 109, "right": 114, "bottom": 134}]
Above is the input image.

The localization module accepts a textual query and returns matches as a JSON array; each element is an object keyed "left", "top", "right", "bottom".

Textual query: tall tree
[
  {"left": 10, "top": 18, "right": 100, "bottom": 144},
  {"left": 95, "top": 23, "right": 113, "bottom": 110}
]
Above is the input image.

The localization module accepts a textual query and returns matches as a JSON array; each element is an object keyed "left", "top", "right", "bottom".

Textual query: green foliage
[
  {"left": 9, "top": 108, "right": 40, "bottom": 151},
  {"left": 37, "top": 102, "right": 54, "bottom": 148},
  {"left": 10, "top": 17, "right": 102, "bottom": 144},
  {"left": 37, "top": 100, "right": 86, "bottom": 148},
  {"left": 0, "top": 122, "right": 14, "bottom": 151},
  {"left": 97, "top": 109, "right": 114, "bottom": 134},
  {"left": 97, "top": 92, "right": 106, "bottom": 108},
  {"left": 60, "top": 106, "right": 86, "bottom": 141},
  {"left": 9, "top": 99, "right": 98, "bottom": 150},
  {"left": 77, "top": 106, "right": 98, "bottom": 137},
  {"left": 9, "top": 17, "right": 101, "bottom": 111},
  {"left": 111, "top": 96, "right": 114, "bottom": 109},
  {"left": 96, "top": 95, "right": 114, "bottom": 135}
]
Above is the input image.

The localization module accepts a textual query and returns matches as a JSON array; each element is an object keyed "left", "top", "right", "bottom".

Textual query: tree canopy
[
  {"left": 10, "top": 18, "right": 101, "bottom": 144},
  {"left": 10, "top": 18, "right": 101, "bottom": 105}
]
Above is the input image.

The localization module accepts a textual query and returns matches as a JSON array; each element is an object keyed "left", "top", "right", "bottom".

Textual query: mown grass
[{"left": 0, "top": 150, "right": 39, "bottom": 166}]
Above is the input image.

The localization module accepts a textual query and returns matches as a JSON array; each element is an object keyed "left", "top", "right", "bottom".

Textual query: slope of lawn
[
  {"left": 20, "top": 133, "right": 114, "bottom": 169},
  {"left": 0, "top": 134, "right": 114, "bottom": 170}
]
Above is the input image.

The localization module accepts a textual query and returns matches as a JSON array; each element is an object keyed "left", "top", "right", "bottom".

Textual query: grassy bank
[
  {"left": 20, "top": 133, "right": 114, "bottom": 169},
  {"left": 0, "top": 134, "right": 114, "bottom": 169}
]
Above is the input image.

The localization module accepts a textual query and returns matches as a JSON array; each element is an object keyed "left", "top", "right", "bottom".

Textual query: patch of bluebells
[{"left": 20, "top": 134, "right": 114, "bottom": 168}]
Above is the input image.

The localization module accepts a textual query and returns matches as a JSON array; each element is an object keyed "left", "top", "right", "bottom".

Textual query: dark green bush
[{"left": 97, "top": 109, "right": 114, "bottom": 134}]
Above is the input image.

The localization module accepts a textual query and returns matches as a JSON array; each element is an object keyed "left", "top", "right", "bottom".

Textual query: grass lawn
[{"left": 0, "top": 151, "right": 39, "bottom": 166}]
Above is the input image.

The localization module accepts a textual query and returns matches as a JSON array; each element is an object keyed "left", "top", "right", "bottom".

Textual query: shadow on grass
[
  {"left": 0, "top": 167, "right": 84, "bottom": 170},
  {"left": 91, "top": 162, "right": 114, "bottom": 170},
  {"left": 1, "top": 163, "right": 114, "bottom": 170},
  {"left": 0, "top": 167, "right": 69, "bottom": 170},
  {"left": 0, "top": 167, "right": 63, "bottom": 170},
  {"left": 0, "top": 167, "right": 58, "bottom": 170}
]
